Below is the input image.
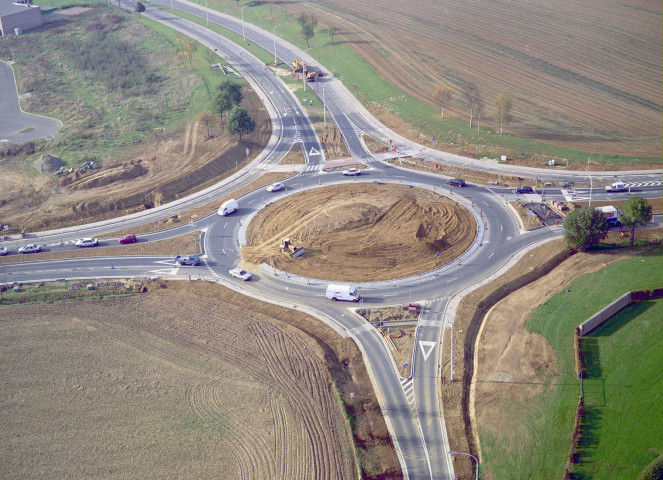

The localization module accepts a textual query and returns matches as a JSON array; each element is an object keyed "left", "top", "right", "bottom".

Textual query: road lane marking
[{"left": 488, "top": 251, "right": 494, "bottom": 259}]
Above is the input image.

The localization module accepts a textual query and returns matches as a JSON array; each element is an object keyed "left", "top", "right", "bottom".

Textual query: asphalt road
[
  {"left": 2, "top": 5, "right": 663, "bottom": 479},
  {"left": 0, "top": 60, "right": 62, "bottom": 143}
]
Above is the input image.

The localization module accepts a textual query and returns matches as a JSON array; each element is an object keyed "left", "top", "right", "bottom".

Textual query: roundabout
[{"left": 241, "top": 183, "right": 477, "bottom": 282}]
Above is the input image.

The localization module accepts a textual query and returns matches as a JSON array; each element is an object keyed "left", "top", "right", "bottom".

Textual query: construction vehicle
[
  {"left": 292, "top": 58, "right": 304, "bottom": 72},
  {"left": 280, "top": 237, "right": 305, "bottom": 258},
  {"left": 305, "top": 68, "right": 317, "bottom": 82}
]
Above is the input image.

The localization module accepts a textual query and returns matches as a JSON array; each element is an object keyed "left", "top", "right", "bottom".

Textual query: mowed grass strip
[
  {"left": 479, "top": 246, "right": 663, "bottom": 479},
  {"left": 575, "top": 299, "right": 663, "bottom": 479}
]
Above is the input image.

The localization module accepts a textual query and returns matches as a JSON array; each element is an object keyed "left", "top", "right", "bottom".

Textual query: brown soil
[
  {"left": 509, "top": 201, "right": 545, "bottom": 230},
  {"left": 0, "top": 233, "right": 200, "bottom": 266},
  {"left": 473, "top": 250, "right": 641, "bottom": 478},
  {"left": 282, "top": 0, "right": 662, "bottom": 157},
  {"left": 318, "top": 123, "right": 350, "bottom": 159},
  {"left": 385, "top": 327, "right": 415, "bottom": 378},
  {"left": 242, "top": 183, "right": 476, "bottom": 282},
  {"left": 0, "top": 86, "right": 271, "bottom": 235},
  {"left": 0, "top": 280, "right": 402, "bottom": 479}
]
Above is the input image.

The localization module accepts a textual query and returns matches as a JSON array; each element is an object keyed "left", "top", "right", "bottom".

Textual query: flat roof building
[{"left": 0, "top": 0, "right": 42, "bottom": 37}]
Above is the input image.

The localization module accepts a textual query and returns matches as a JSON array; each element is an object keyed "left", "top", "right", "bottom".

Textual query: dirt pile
[
  {"left": 242, "top": 183, "right": 476, "bottom": 281},
  {"left": 36, "top": 154, "right": 64, "bottom": 173}
]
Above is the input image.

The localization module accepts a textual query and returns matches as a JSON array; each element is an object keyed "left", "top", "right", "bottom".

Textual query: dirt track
[
  {"left": 242, "top": 183, "right": 476, "bottom": 281},
  {"left": 0, "top": 281, "right": 401, "bottom": 479}
]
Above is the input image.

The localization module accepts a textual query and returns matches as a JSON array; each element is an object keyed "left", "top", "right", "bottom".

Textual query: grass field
[
  {"left": 478, "top": 246, "right": 663, "bottom": 479},
  {"left": 575, "top": 299, "right": 663, "bottom": 479}
]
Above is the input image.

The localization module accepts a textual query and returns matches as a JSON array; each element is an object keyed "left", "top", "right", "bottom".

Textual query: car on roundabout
[
  {"left": 266, "top": 182, "right": 284, "bottom": 192},
  {"left": 342, "top": 168, "right": 361, "bottom": 176},
  {"left": 229, "top": 268, "right": 252, "bottom": 281},
  {"left": 119, "top": 234, "right": 137, "bottom": 244},
  {"left": 0, "top": 246, "right": 8, "bottom": 256},
  {"left": 75, "top": 238, "right": 99, "bottom": 248},
  {"left": 18, "top": 244, "right": 41, "bottom": 254}
]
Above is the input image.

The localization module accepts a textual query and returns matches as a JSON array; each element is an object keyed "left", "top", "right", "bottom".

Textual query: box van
[
  {"left": 605, "top": 182, "right": 626, "bottom": 192},
  {"left": 218, "top": 199, "right": 238, "bottom": 216},
  {"left": 326, "top": 284, "right": 361, "bottom": 302},
  {"left": 597, "top": 206, "right": 622, "bottom": 226}
]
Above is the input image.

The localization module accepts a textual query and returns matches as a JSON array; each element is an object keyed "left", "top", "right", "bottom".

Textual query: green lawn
[{"left": 479, "top": 246, "right": 663, "bottom": 479}]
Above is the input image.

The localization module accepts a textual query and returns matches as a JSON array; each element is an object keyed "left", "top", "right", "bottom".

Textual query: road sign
[
  {"left": 404, "top": 363, "right": 408, "bottom": 368},
  {"left": 419, "top": 340, "right": 436, "bottom": 361},
  {"left": 436, "top": 252, "right": 440, "bottom": 257}
]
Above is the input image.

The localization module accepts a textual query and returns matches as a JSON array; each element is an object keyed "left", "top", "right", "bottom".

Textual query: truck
[
  {"left": 218, "top": 199, "right": 238, "bottom": 216},
  {"left": 597, "top": 206, "right": 622, "bottom": 226},
  {"left": 326, "top": 284, "right": 361, "bottom": 302},
  {"left": 175, "top": 254, "right": 200, "bottom": 266},
  {"left": 605, "top": 182, "right": 627, "bottom": 192}
]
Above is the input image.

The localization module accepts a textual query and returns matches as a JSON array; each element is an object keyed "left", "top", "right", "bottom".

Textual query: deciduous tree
[
  {"left": 328, "top": 25, "right": 337, "bottom": 44},
  {"left": 433, "top": 86, "right": 453, "bottom": 119},
  {"left": 218, "top": 79, "right": 243, "bottom": 105},
  {"left": 621, "top": 196, "right": 652, "bottom": 246},
  {"left": 563, "top": 207, "right": 608, "bottom": 252},
  {"left": 463, "top": 82, "right": 480, "bottom": 127},
  {"left": 227, "top": 106, "right": 256, "bottom": 140},
  {"left": 298, "top": 13, "right": 317, "bottom": 48},
  {"left": 211, "top": 91, "right": 233, "bottom": 128},
  {"left": 198, "top": 109, "right": 214, "bottom": 138},
  {"left": 494, "top": 93, "right": 513, "bottom": 134},
  {"left": 182, "top": 38, "right": 197, "bottom": 64}
]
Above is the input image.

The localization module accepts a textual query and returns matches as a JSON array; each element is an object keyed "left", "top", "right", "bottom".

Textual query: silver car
[
  {"left": 75, "top": 238, "right": 99, "bottom": 248},
  {"left": 229, "top": 268, "right": 252, "bottom": 281},
  {"left": 18, "top": 244, "right": 41, "bottom": 254}
]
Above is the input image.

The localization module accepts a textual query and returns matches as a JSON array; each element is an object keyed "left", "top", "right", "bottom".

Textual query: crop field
[{"left": 0, "top": 282, "right": 367, "bottom": 479}]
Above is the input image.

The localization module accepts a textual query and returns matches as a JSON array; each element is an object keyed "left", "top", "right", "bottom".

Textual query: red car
[{"left": 119, "top": 234, "right": 137, "bottom": 244}]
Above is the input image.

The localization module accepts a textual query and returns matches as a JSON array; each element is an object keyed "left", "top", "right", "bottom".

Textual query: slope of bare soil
[
  {"left": 0, "top": 281, "right": 401, "bottom": 479},
  {"left": 284, "top": 0, "right": 662, "bottom": 157},
  {"left": 0, "top": 86, "right": 270, "bottom": 234},
  {"left": 242, "top": 183, "right": 476, "bottom": 281}
]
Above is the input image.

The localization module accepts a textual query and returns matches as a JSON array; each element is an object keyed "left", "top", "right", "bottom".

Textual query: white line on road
[
  {"left": 488, "top": 251, "right": 495, "bottom": 259},
  {"left": 223, "top": 221, "right": 229, "bottom": 228}
]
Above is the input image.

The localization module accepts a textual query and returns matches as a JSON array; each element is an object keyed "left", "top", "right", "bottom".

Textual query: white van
[
  {"left": 218, "top": 199, "right": 238, "bottom": 216},
  {"left": 326, "top": 284, "right": 361, "bottom": 302}
]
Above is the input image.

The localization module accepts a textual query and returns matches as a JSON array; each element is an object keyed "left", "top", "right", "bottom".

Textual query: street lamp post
[
  {"left": 273, "top": 22, "right": 285, "bottom": 64},
  {"left": 204, "top": 0, "right": 208, "bottom": 25},
  {"left": 241, "top": 2, "right": 255, "bottom": 42},
  {"left": 449, "top": 451, "right": 479, "bottom": 480},
  {"left": 322, "top": 85, "right": 326, "bottom": 127}
]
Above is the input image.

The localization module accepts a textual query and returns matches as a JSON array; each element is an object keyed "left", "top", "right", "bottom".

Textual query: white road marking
[
  {"left": 419, "top": 341, "right": 437, "bottom": 361},
  {"left": 488, "top": 251, "right": 495, "bottom": 259},
  {"left": 223, "top": 221, "right": 229, "bottom": 228},
  {"left": 500, "top": 224, "right": 503, "bottom": 231}
]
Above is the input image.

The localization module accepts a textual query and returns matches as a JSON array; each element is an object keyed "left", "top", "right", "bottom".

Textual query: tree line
[{"left": 433, "top": 83, "right": 513, "bottom": 135}]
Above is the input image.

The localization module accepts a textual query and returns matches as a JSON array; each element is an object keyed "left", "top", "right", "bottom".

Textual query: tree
[
  {"left": 463, "top": 82, "right": 480, "bottom": 127},
  {"left": 494, "top": 93, "right": 513, "bottom": 134},
  {"left": 621, "top": 196, "right": 652, "bottom": 247},
  {"left": 298, "top": 13, "right": 317, "bottom": 48},
  {"left": 198, "top": 109, "right": 214, "bottom": 138},
  {"left": 475, "top": 95, "right": 484, "bottom": 133},
  {"left": 433, "top": 86, "right": 453, "bottom": 118},
  {"left": 211, "top": 90, "right": 233, "bottom": 127},
  {"left": 328, "top": 25, "right": 337, "bottom": 44},
  {"left": 182, "top": 38, "right": 197, "bottom": 64},
  {"left": 134, "top": 1, "right": 145, "bottom": 15},
  {"left": 227, "top": 106, "right": 256, "bottom": 140},
  {"left": 205, "top": 47, "right": 219, "bottom": 66},
  {"left": 218, "top": 79, "right": 243, "bottom": 105},
  {"left": 563, "top": 207, "right": 608, "bottom": 252}
]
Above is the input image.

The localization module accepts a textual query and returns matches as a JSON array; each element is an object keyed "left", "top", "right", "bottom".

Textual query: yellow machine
[
  {"left": 280, "top": 238, "right": 305, "bottom": 258},
  {"left": 292, "top": 58, "right": 304, "bottom": 72}
]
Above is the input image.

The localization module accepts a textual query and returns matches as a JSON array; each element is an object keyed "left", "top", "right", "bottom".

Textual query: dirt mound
[
  {"left": 36, "top": 154, "right": 64, "bottom": 173},
  {"left": 61, "top": 159, "right": 147, "bottom": 189},
  {"left": 242, "top": 183, "right": 476, "bottom": 281}
]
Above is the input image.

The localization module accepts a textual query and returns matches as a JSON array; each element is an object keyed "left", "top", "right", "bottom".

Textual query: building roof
[{"left": 0, "top": 0, "right": 39, "bottom": 16}]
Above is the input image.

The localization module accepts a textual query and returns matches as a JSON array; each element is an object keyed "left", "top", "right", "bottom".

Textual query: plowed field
[
  {"left": 286, "top": 0, "right": 662, "bottom": 156},
  {"left": 242, "top": 183, "right": 477, "bottom": 281},
  {"left": 0, "top": 282, "right": 379, "bottom": 479}
]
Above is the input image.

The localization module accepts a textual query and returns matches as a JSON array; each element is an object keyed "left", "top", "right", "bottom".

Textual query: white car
[
  {"left": 267, "top": 182, "right": 284, "bottom": 192},
  {"left": 18, "top": 244, "right": 41, "bottom": 254},
  {"left": 229, "top": 268, "right": 252, "bottom": 281},
  {"left": 75, "top": 238, "right": 99, "bottom": 248},
  {"left": 0, "top": 246, "right": 8, "bottom": 256},
  {"left": 342, "top": 168, "right": 361, "bottom": 176},
  {"left": 605, "top": 182, "right": 627, "bottom": 192}
]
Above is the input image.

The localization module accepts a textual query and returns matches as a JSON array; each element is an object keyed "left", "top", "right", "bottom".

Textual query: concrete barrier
[{"left": 577, "top": 292, "right": 631, "bottom": 336}]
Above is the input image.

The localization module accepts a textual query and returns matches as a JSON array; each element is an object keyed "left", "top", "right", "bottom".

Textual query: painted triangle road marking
[
  {"left": 309, "top": 147, "right": 321, "bottom": 156},
  {"left": 419, "top": 340, "right": 436, "bottom": 361}
]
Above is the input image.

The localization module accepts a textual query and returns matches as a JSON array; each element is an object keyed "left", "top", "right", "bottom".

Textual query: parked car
[
  {"left": 605, "top": 182, "right": 627, "bottom": 192},
  {"left": 175, "top": 254, "right": 200, "bottom": 266},
  {"left": 447, "top": 178, "right": 466, "bottom": 187},
  {"left": 266, "top": 182, "right": 284, "bottom": 192},
  {"left": 514, "top": 185, "right": 534, "bottom": 194},
  {"left": 0, "top": 246, "right": 8, "bottom": 256},
  {"left": 75, "top": 238, "right": 98, "bottom": 248},
  {"left": 229, "top": 268, "right": 252, "bottom": 281},
  {"left": 342, "top": 168, "right": 361, "bottom": 176},
  {"left": 119, "top": 234, "right": 137, "bottom": 244},
  {"left": 18, "top": 244, "right": 41, "bottom": 254}
]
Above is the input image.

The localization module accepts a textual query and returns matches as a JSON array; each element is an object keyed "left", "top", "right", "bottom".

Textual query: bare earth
[
  {"left": 0, "top": 281, "right": 402, "bottom": 479},
  {"left": 242, "top": 183, "right": 476, "bottom": 282}
]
